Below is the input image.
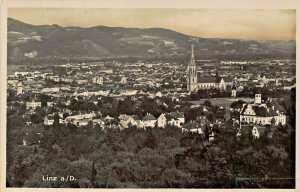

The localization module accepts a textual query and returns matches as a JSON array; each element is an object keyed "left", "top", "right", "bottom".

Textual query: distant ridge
[{"left": 7, "top": 18, "right": 296, "bottom": 60}]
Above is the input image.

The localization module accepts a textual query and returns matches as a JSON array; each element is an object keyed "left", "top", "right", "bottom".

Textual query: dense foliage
[{"left": 6, "top": 116, "right": 295, "bottom": 188}]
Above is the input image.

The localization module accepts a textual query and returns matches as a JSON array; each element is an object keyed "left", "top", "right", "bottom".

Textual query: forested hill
[{"left": 8, "top": 18, "right": 295, "bottom": 61}]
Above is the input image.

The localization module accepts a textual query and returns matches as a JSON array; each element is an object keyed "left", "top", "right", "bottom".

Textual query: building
[
  {"left": 187, "top": 45, "right": 232, "bottom": 92},
  {"left": 182, "top": 121, "right": 204, "bottom": 134},
  {"left": 169, "top": 111, "right": 185, "bottom": 125},
  {"left": 142, "top": 113, "right": 157, "bottom": 128},
  {"left": 7, "top": 78, "right": 18, "bottom": 87},
  {"left": 240, "top": 93, "right": 286, "bottom": 126},
  {"left": 92, "top": 75, "right": 103, "bottom": 85},
  {"left": 65, "top": 112, "right": 96, "bottom": 126},
  {"left": 187, "top": 45, "right": 198, "bottom": 92},
  {"left": 157, "top": 111, "right": 185, "bottom": 128},
  {"left": 16, "top": 82, "right": 23, "bottom": 95},
  {"left": 118, "top": 114, "right": 138, "bottom": 128},
  {"left": 44, "top": 115, "right": 55, "bottom": 125},
  {"left": 157, "top": 114, "right": 167, "bottom": 128},
  {"left": 76, "top": 79, "right": 88, "bottom": 85},
  {"left": 26, "top": 100, "right": 42, "bottom": 110},
  {"left": 120, "top": 76, "right": 127, "bottom": 84}
]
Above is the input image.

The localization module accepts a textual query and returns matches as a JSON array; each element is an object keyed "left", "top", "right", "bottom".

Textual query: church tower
[{"left": 187, "top": 45, "right": 197, "bottom": 92}]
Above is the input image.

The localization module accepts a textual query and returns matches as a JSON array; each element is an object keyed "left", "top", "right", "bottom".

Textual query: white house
[
  {"left": 157, "top": 114, "right": 167, "bottom": 128},
  {"left": 65, "top": 112, "right": 96, "bottom": 126},
  {"left": 92, "top": 76, "right": 103, "bottom": 85},
  {"left": 169, "top": 111, "right": 185, "bottom": 126},
  {"left": 26, "top": 100, "right": 42, "bottom": 110},
  {"left": 120, "top": 76, "right": 127, "bottom": 84},
  {"left": 44, "top": 115, "right": 55, "bottom": 125}
]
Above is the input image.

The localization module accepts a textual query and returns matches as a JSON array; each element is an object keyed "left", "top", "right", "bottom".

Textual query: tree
[
  {"left": 203, "top": 100, "right": 212, "bottom": 107},
  {"left": 143, "top": 132, "right": 157, "bottom": 149},
  {"left": 53, "top": 113, "right": 60, "bottom": 127},
  {"left": 30, "top": 114, "right": 39, "bottom": 124},
  {"left": 90, "top": 162, "right": 97, "bottom": 187}
]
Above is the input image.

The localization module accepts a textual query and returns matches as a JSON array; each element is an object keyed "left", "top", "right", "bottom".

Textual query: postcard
[{"left": 1, "top": 0, "right": 299, "bottom": 191}]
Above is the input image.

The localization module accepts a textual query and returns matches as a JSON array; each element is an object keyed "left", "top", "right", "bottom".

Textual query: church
[{"left": 187, "top": 45, "right": 232, "bottom": 92}]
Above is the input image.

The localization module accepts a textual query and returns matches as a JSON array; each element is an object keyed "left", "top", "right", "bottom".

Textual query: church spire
[{"left": 190, "top": 45, "right": 195, "bottom": 65}]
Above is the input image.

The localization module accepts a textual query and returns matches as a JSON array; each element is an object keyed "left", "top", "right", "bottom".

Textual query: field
[{"left": 188, "top": 97, "right": 253, "bottom": 107}]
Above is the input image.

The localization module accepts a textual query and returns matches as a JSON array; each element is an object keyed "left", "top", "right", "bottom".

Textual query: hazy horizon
[{"left": 8, "top": 8, "right": 296, "bottom": 41}]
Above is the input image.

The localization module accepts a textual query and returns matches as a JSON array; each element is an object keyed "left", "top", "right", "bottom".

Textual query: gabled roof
[
  {"left": 183, "top": 121, "right": 201, "bottom": 130},
  {"left": 131, "top": 115, "right": 140, "bottom": 121},
  {"left": 197, "top": 76, "right": 232, "bottom": 83},
  {"left": 170, "top": 111, "right": 184, "bottom": 118},
  {"left": 266, "top": 99, "right": 286, "bottom": 113},
  {"left": 197, "top": 76, "right": 217, "bottom": 83},
  {"left": 46, "top": 114, "right": 54, "bottom": 120},
  {"left": 142, "top": 114, "right": 156, "bottom": 121},
  {"left": 222, "top": 77, "right": 232, "bottom": 83},
  {"left": 252, "top": 106, "right": 278, "bottom": 117},
  {"left": 165, "top": 114, "right": 178, "bottom": 121},
  {"left": 241, "top": 104, "right": 280, "bottom": 117}
]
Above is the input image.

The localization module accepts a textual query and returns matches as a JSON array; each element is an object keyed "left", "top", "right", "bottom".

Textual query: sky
[{"left": 8, "top": 8, "right": 296, "bottom": 41}]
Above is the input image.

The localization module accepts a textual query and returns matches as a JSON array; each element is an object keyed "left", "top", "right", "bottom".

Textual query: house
[
  {"left": 76, "top": 79, "right": 88, "bottom": 85},
  {"left": 157, "top": 112, "right": 185, "bottom": 128},
  {"left": 26, "top": 100, "right": 42, "bottom": 110},
  {"left": 47, "top": 102, "right": 55, "bottom": 107},
  {"left": 156, "top": 91, "right": 163, "bottom": 97},
  {"left": 41, "top": 87, "right": 60, "bottom": 94},
  {"left": 239, "top": 124, "right": 267, "bottom": 139},
  {"left": 120, "top": 76, "right": 127, "bottom": 84},
  {"left": 165, "top": 114, "right": 181, "bottom": 127},
  {"left": 53, "top": 76, "right": 60, "bottom": 82},
  {"left": 157, "top": 114, "right": 167, "bottom": 128},
  {"left": 169, "top": 111, "right": 185, "bottom": 125},
  {"left": 92, "top": 119, "right": 105, "bottom": 126},
  {"left": 7, "top": 78, "right": 19, "bottom": 87},
  {"left": 65, "top": 112, "right": 96, "bottom": 126},
  {"left": 182, "top": 121, "right": 204, "bottom": 134},
  {"left": 44, "top": 115, "right": 55, "bottom": 125},
  {"left": 73, "top": 119, "right": 91, "bottom": 126},
  {"left": 142, "top": 113, "right": 157, "bottom": 128},
  {"left": 92, "top": 75, "right": 103, "bottom": 85},
  {"left": 118, "top": 114, "right": 138, "bottom": 128}
]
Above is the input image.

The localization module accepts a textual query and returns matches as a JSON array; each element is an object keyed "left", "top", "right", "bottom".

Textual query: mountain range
[{"left": 7, "top": 18, "right": 296, "bottom": 60}]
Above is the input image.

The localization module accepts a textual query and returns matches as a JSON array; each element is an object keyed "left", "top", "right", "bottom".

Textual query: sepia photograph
[{"left": 1, "top": 0, "right": 299, "bottom": 190}]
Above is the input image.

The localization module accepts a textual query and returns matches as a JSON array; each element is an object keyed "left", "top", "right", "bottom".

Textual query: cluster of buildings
[
  {"left": 118, "top": 111, "right": 185, "bottom": 129},
  {"left": 187, "top": 45, "right": 295, "bottom": 94},
  {"left": 7, "top": 45, "right": 294, "bottom": 144}
]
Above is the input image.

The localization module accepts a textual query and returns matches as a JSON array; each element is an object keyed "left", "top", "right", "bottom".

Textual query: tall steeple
[
  {"left": 187, "top": 45, "right": 197, "bottom": 92},
  {"left": 190, "top": 44, "right": 195, "bottom": 66}
]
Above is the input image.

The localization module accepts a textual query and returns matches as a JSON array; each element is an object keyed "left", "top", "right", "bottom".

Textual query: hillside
[{"left": 7, "top": 18, "right": 296, "bottom": 60}]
